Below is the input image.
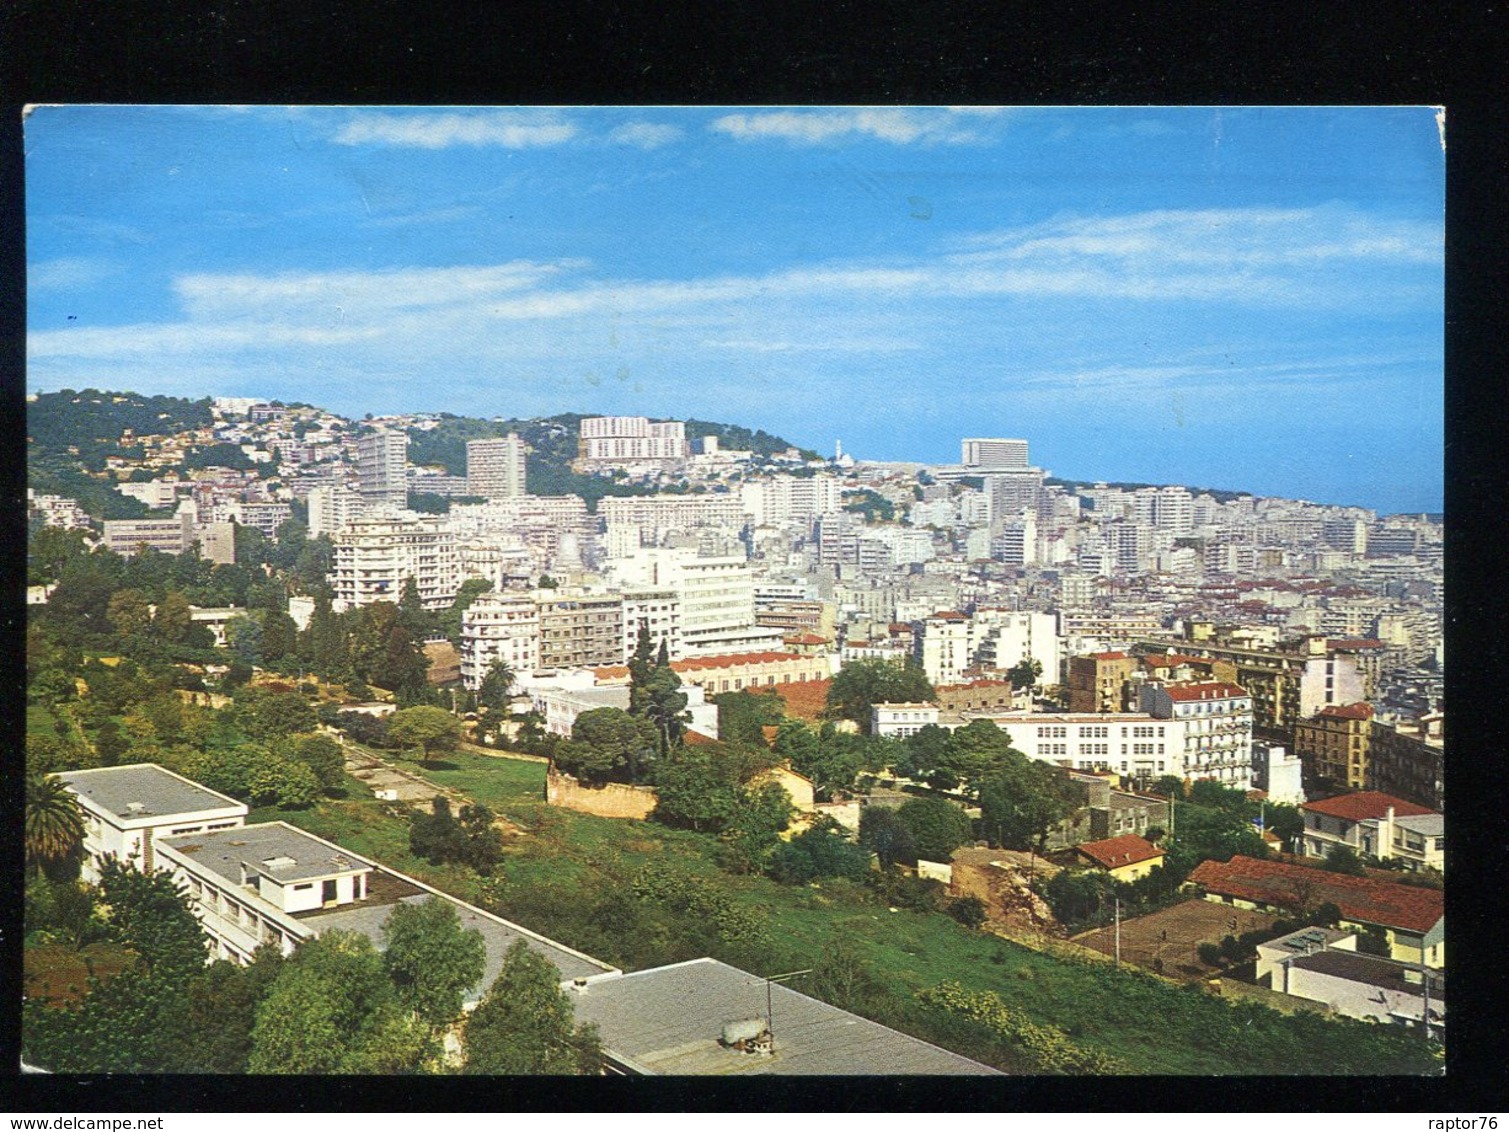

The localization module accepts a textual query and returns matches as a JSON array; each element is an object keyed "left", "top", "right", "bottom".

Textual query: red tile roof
[
  {"left": 1076, "top": 835, "right": 1164, "bottom": 871},
  {"left": 929, "top": 611, "right": 967, "bottom": 621},
  {"left": 936, "top": 679, "right": 1015, "bottom": 693},
  {"left": 1317, "top": 702, "right": 1374, "bottom": 721},
  {"left": 783, "top": 633, "right": 829, "bottom": 646},
  {"left": 1160, "top": 682, "right": 1249, "bottom": 702},
  {"left": 1302, "top": 791, "right": 1436, "bottom": 821},
  {"left": 771, "top": 678, "right": 832, "bottom": 722},
  {"left": 1327, "top": 638, "right": 1387, "bottom": 651},
  {"left": 1187, "top": 856, "right": 1443, "bottom": 934},
  {"left": 1089, "top": 651, "right": 1130, "bottom": 661}
]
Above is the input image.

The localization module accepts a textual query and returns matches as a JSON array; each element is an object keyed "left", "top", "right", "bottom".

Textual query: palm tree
[
  {"left": 26, "top": 774, "right": 86, "bottom": 877},
  {"left": 478, "top": 660, "right": 516, "bottom": 713}
]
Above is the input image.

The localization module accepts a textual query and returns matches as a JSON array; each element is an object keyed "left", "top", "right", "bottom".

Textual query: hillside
[{"left": 406, "top": 412, "right": 812, "bottom": 511}]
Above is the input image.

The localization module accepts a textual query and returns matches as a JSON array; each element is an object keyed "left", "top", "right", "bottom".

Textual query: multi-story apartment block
[
  {"left": 228, "top": 500, "right": 292, "bottom": 537},
  {"left": 600, "top": 494, "right": 747, "bottom": 546},
  {"left": 102, "top": 508, "right": 195, "bottom": 557},
  {"left": 576, "top": 416, "right": 688, "bottom": 470},
  {"left": 466, "top": 435, "right": 527, "bottom": 500},
  {"left": 917, "top": 611, "right": 973, "bottom": 686},
  {"left": 330, "top": 515, "right": 460, "bottom": 611},
  {"left": 754, "top": 598, "right": 834, "bottom": 641},
  {"left": 621, "top": 589, "right": 683, "bottom": 663},
  {"left": 961, "top": 438, "right": 1029, "bottom": 469},
  {"left": 459, "top": 592, "right": 541, "bottom": 689},
  {"left": 28, "top": 492, "right": 94, "bottom": 531},
  {"left": 1133, "top": 635, "right": 1363, "bottom": 746},
  {"left": 1066, "top": 651, "right": 1141, "bottom": 713},
  {"left": 537, "top": 591, "right": 626, "bottom": 670},
  {"left": 740, "top": 474, "right": 842, "bottom": 526},
  {"left": 1367, "top": 713, "right": 1444, "bottom": 811},
  {"left": 607, "top": 548, "right": 778, "bottom": 656},
  {"left": 306, "top": 485, "right": 366, "bottom": 538},
  {"left": 595, "top": 650, "right": 830, "bottom": 697},
  {"left": 1138, "top": 681, "right": 1255, "bottom": 789},
  {"left": 1294, "top": 702, "right": 1374, "bottom": 790},
  {"left": 356, "top": 429, "right": 408, "bottom": 509}
]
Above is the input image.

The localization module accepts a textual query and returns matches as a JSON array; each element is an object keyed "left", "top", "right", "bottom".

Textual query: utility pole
[{"left": 1114, "top": 897, "right": 1121, "bottom": 968}]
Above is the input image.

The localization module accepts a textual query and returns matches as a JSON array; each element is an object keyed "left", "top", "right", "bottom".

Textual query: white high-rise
[
  {"left": 961, "top": 438, "right": 1029, "bottom": 469},
  {"left": 356, "top": 430, "right": 408, "bottom": 509},
  {"left": 466, "top": 435, "right": 527, "bottom": 500}
]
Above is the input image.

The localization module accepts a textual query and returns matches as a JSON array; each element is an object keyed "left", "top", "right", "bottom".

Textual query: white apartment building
[
  {"left": 971, "top": 610, "right": 1061, "bottom": 682},
  {"left": 600, "top": 494, "right": 747, "bottom": 546},
  {"left": 961, "top": 438, "right": 1029, "bottom": 469},
  {"left": 331, "top": 515, "right": 460, "bottom": 611},
  {"left": 871, "top": 702, "right": 941, "bottom": 738},
  {"left": 577, "top": 416, "right": 688, "bottom": 468},
  {"left": 739, "top": 474, "right": 843, "bottom": 526},
  {"left": 356, "top": 429, "right": 408, "bottom": 509},
  {"left": 607, "top": 547, "right": 780, "bottom": 656},
  {"left": 307, "top": 485, "right": 366, "bottom": 538},
  {"left": 918, "top": 612, "right": 973, "bottom": 686},
  {"left": 459, "top": 592, "right": 541, "bottom": 689},
  {"left": 621, "top": 589, "right": 683, "bottom": 663},
  {"left": 1138, "top": 681, "right": 1255, "bottom": 788},
  {"left": 57, "top": 764, "right": 249, "bottom": 884},
  {"left": 466, "top": 435, "right": 527, "bottom": 500}
]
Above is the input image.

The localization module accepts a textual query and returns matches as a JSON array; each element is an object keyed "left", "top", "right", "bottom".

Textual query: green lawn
[{"left": 256, "top": 755, "right": 1439, "bottom": 1076}]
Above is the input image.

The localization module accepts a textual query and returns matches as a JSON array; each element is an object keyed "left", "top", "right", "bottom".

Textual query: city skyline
[{"left": 26, "top": 105, "right": 1444, "bottom": 512}]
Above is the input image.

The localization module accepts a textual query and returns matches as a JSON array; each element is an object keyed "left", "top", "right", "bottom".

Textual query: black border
[{"left": 3, "top": 0, "right": 1505, "bottom": 1114}]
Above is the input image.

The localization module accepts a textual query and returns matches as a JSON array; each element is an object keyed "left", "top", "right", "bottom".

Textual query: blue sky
[{"left": 26, "top": 105, "right": 1444, "bottom": 512}]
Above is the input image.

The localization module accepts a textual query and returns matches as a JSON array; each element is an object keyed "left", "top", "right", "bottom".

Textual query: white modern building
[
  {"left": 961, "top": 438, "right": 1029, "bottom": 469},
  {"left": 1138, "top": 681, "right": 1255, "bottom": 789},
  {"left": 331, "top": 515, "right": 461, "bottom": 611},
  {"left": 356, "top": 429, "right": 408, "bottom": 509},
  {"left": 459, "top": 591, "right": 542, "bottom": 690},
  {"left": 57, "top": 764, "right": 249, "bottom": 884},
  {"left": 466, "top": 435, "right": 527, "bottom": 500},
  {"left": 577, "top": 416, "right": 688, "bottom": 470}
]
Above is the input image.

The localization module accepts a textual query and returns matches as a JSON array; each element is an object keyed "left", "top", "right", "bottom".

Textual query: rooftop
[
  {"left": 1317, "top": 702, "right": 1375, "bottom": 721},
  {"left": 58, "top": 763, "right": 246, "bottom": 823},
  {"left": 1188, "top": 856, "right": 1444, "bottom": 934},
  {"left": 567, "top": 958, "right": 999, "bottom": 1075},
  {"left": 1290, "top": 949, "right": 1445, "bottom": 1001},
  {"left": 1076, "top": 834, "right": 1164, "bottom": 870},
  {"left": 162, "top": 821, "right": 372, "bottom": 885},
  {"left": 1302, "top": 791, "right": 1436, "bottom": 822},
  {"left": 1159, "top": 682, "right": 1250, "bottom": 702},
  {"left": 1257, "top": 925, "right": 1354, "bottom": 958},
  {"left": 303, "top": 890, "right": 614, "bottom": 997}
]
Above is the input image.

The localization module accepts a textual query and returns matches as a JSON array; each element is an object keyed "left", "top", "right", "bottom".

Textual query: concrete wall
[{"left": 546, "top": 767, "right": 657, "bottom": 820}]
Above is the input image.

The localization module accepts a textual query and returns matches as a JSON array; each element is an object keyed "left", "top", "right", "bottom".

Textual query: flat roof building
[{"left": 567, "top": 957, "right": 1000, "bottom": 1075}]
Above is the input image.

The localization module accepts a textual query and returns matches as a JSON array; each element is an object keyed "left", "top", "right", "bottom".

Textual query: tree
[
  {"left": 826, "top": 658, "right": 935, "bottom": 734},
  {"left": 293, "top": 733, "right": 346, "bottom": 792},
  {"left": 25, "top": 774, "right": 86, "bottom": 878},
  {"left": 439, "top": 577, "right": 494, "bottom": 646},
  {"left": 152, "top": 590, "right": 193, "bottom": 643},
  {"left": 977, "top": 753, "right": 1083, "bottom": 852},
  {"left": 242, "top": 690, "right": 319, "bottom": 740},
  {"left": 164, "top": 948, "right": 287, "bottom": 1073},
  {"left": 651, "top": 746, "right": 752, "bottom": 832},
  {"left": 716, "top": 688, "right": 786, "bottom": 747},
  {"left": 859, "top": 804, "right": 917, "bottom": 869},
  {"left": 224, "top": 612, "right": 264, "bottom": 664},
  {"left": 106, "top": 588, "right": 153, "bottom": 638},
  {"left": 935, "top": 719, "right": 1019, "bottom": 793},
  {"left": 410, "top": 797, "right": 468, "bottom": 866},
  {"left": 768, "top": 823, "right": 870, "bottom": 885},
  {"left": 947, "top": 896, "right": 989, "bottom": 929},
  {"left": 1322, "top": 844, "right": 1368, "bottom": 876},
  {"left": 248, "top": 931, "right": 428, "bottom": 1074},
  {"left": 96, "top": 855, "right": 210, "bottom": 980},
  {"left": 461, "top": 939, "right": 602, "bottom": 1074},
  {"left": 568, "top": 707, "right": 660, "bottom": 784},
  {"left": 387, "top": 705, "right": 461, "bottom": 765},
  {"left": 630, "top": 635, "right": 689, "bottom": 755},
  {"left": 477, "top": 659, "right": 516, "bottom": 713},
  {"left": 381, "top": 897, "right": 487, "bottom": 1028},
  {"left": 895, "top": 797, "right": 974, "bottom": 863},
  {"left": 1006, "top": 657, "right": 1043, "bottom": 691}
]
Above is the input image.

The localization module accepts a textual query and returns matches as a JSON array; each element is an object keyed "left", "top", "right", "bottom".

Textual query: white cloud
[
  {"left": 332, "top": 111, "right": 578, "bottom": 149},
  {"left": 710, "top": 108, "right": 988, "bottom": 146},
  {"left": 28, "top": 257, "right": 118, "bottom": 290},
  {"left": 609, "top": 122, "right": 683, "bottom": 149}
]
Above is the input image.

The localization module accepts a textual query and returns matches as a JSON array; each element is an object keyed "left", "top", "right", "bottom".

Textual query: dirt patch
[
  {"left": 1072, "top": 898, "right": 1281, "bottom": 981},
  {"left": 339, "top": 741, "right": 522, "bottom": 836},
  {"left": 950, "top": 848, "right": 1062, "bottom": 935},
  {"left": 24, "top": 942, "right": 138, "bottom": 1006}
]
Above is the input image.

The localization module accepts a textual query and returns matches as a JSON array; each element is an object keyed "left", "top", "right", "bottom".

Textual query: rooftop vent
[
  {"left": 720, "top": 1018, "right": 773, "bottom": 1055},
  {"left": 261, "top": 856, "right": 298, "bottom": 871},
  {"left": 126, "top": 802, "right": 146, "bottom": 814}
]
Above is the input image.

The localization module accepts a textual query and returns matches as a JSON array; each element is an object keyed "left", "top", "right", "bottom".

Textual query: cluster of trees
[
  {"left": 858, "top": 796, "right": 974, "bottom": 867},
  {"left": 24, "top": 860, "right": 598, "bottom": 1075},
  {"left": 409, "top": 797, "right": 505, "bottom": 875},
  {"left": 550, "top": 624, "right": 687, "bottom": 785}
]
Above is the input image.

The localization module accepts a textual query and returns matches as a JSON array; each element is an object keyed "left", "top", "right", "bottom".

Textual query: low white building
[
  {"left": 871, "top": 702, "right": 941, "bottom": 739},
  {"left": 1259, "top": 927, "right": 1443, "bottom": 1040},
  {"left": 58, "top": 764, "right": 249, "bottom": 884},
  {"left": 1300, "top": 792, "right": 1445, "bottom": 873},
  {"left": 1252, "top": 743, "right": 1306, "bottom": 805}
]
